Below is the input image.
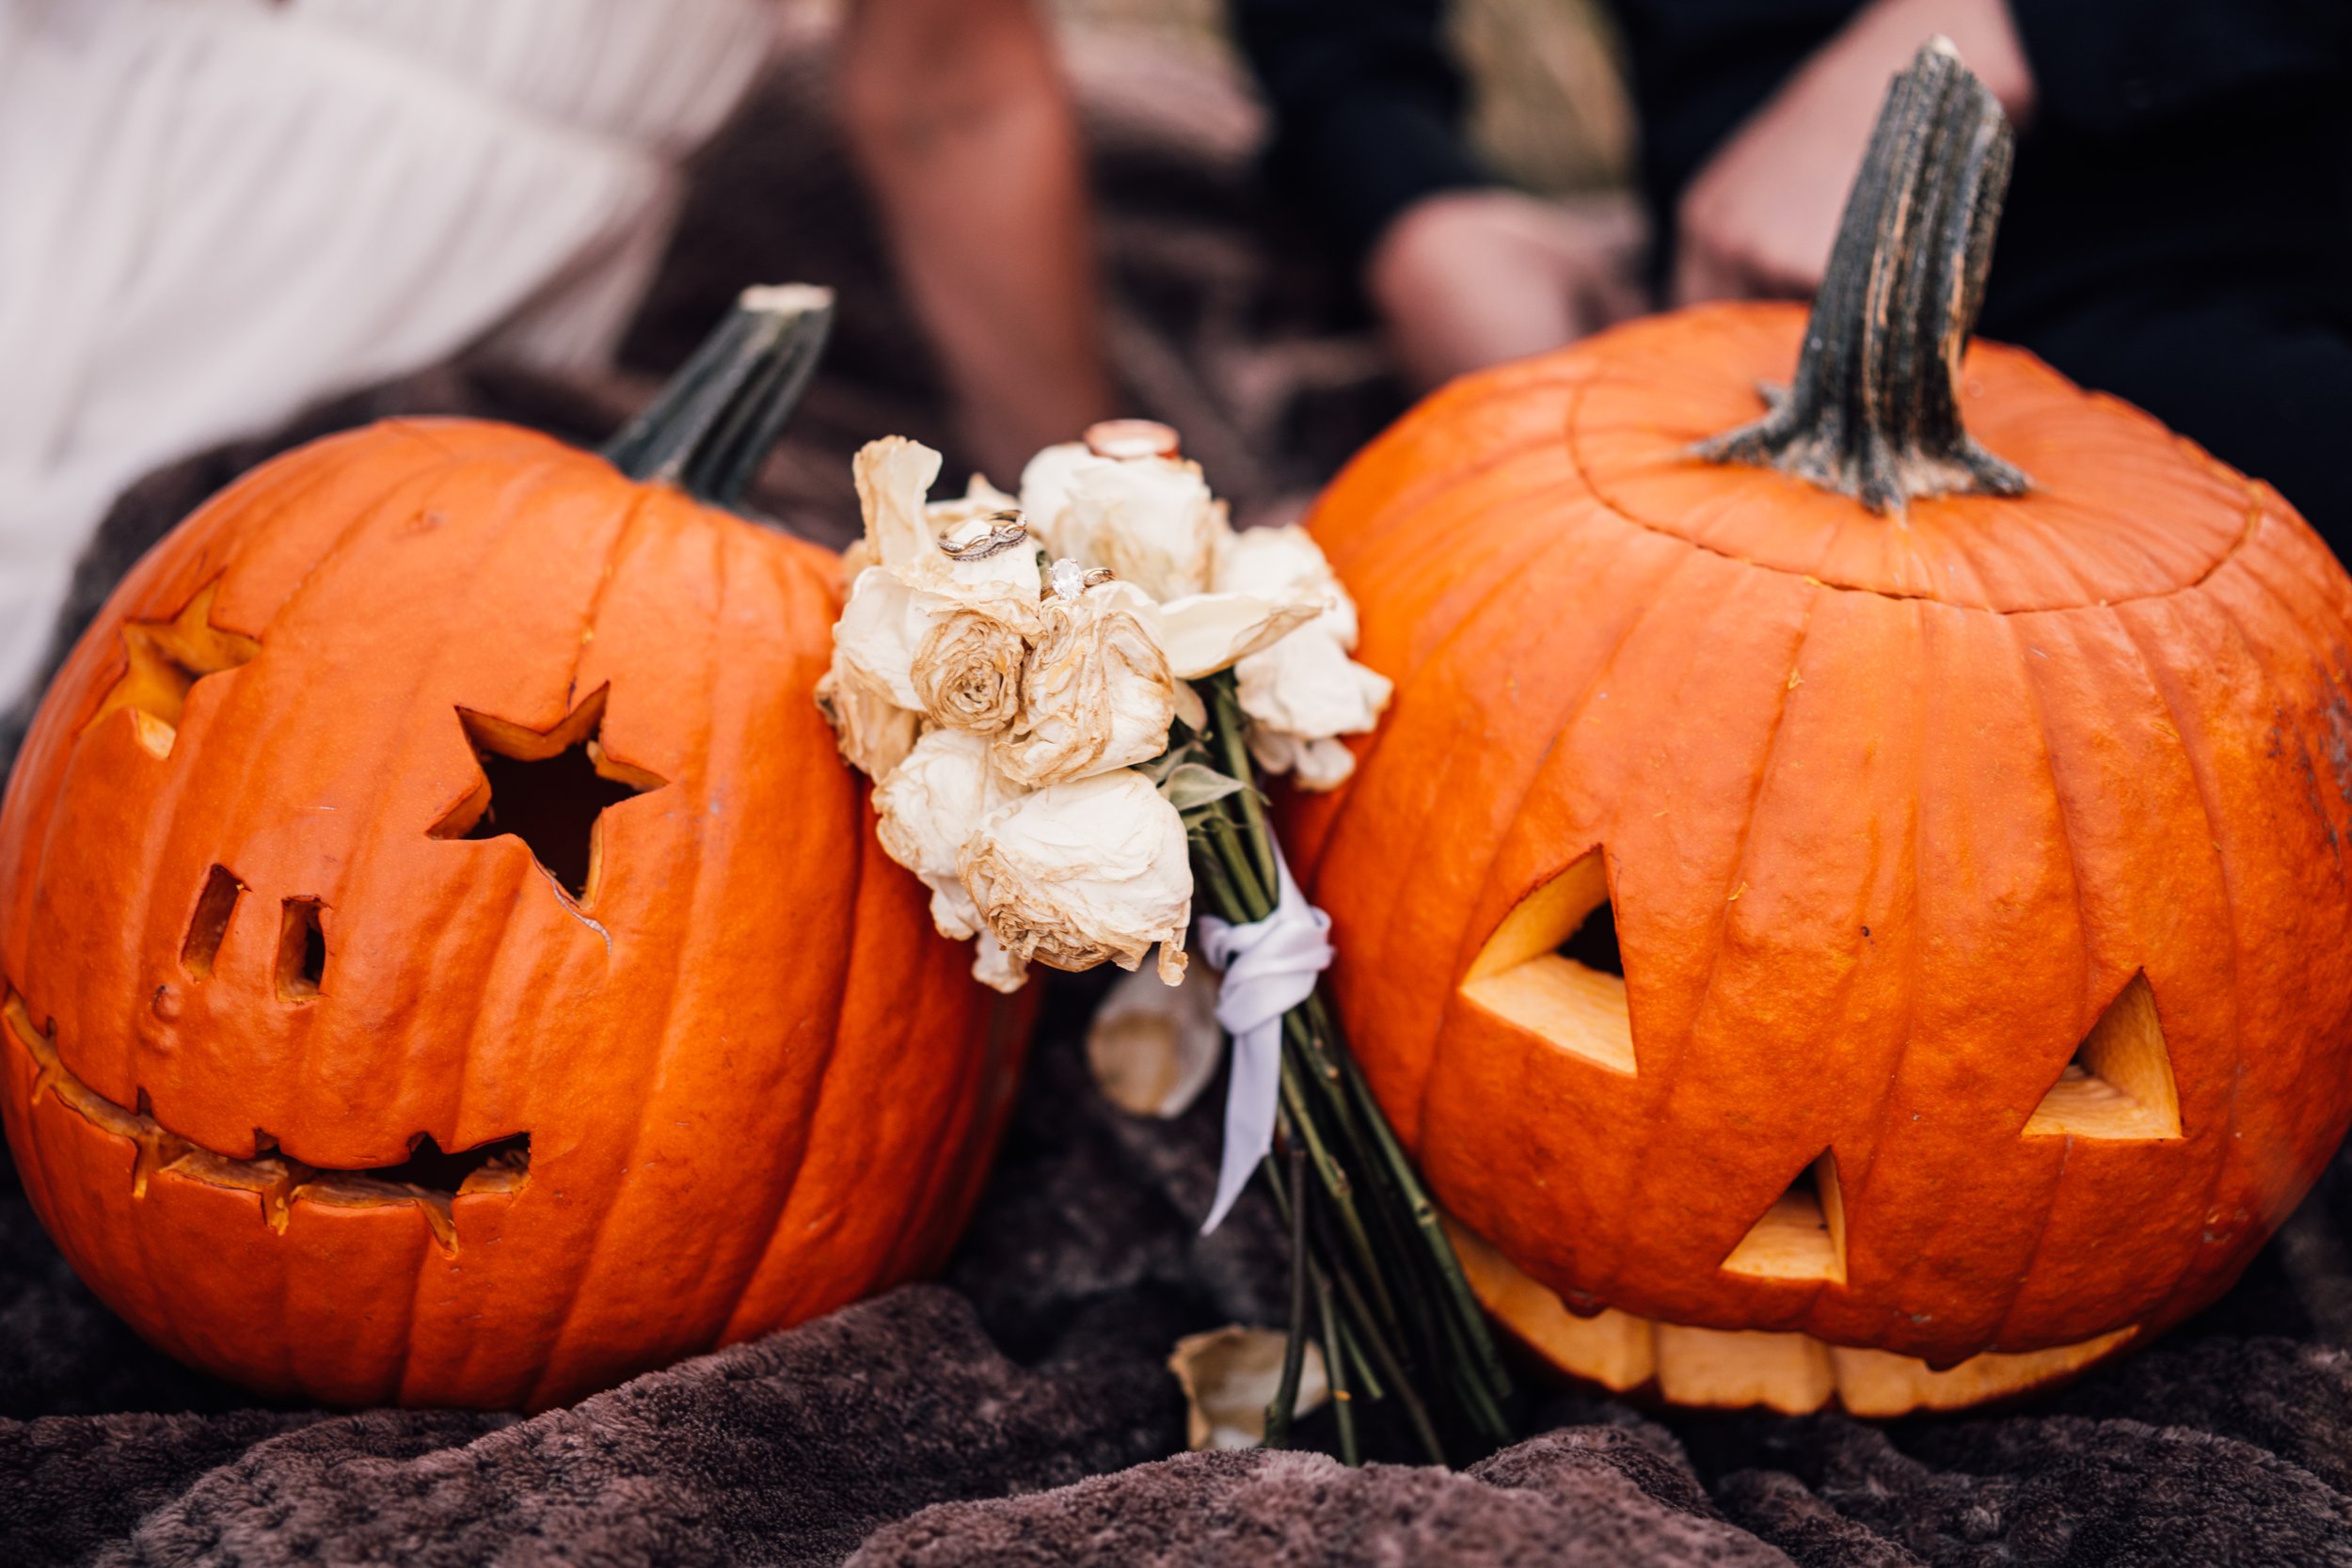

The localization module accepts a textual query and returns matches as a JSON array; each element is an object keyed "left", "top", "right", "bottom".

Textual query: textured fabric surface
[{"left": 6, "top": 29, "right": 2352, "bottom": 1568}]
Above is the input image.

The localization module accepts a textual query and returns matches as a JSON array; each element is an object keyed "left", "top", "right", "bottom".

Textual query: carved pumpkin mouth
[{"left": 3, "top": 991, "right": 528, "bottom": 1255}]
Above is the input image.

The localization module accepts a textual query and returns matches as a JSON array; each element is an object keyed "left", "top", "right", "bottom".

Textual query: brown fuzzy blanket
[{"left": 8, "top": 30, "right": 2352, "bottom": 1568}]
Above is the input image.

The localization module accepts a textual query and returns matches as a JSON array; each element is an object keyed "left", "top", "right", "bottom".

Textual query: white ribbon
[{"left": 1196, "top": 844, "right": 1333, "bottom": 1234}]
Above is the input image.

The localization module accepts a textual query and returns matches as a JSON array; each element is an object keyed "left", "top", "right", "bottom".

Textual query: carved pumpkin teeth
[
  {"left": 2, "top": 989, "right": 524, "bottom": 1254},
  {"left": 1445, "top": 1213, "right": 2138, "bottom": 1418}
]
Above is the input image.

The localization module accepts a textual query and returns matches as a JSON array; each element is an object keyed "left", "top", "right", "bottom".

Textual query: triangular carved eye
[
  {"left": 2025, "top": 974, "right": 2181, "bottom": 1140},
  {"left": 1721, "top": 1151, "right": 1846, "bottom": 1285},
  {"left": 1459, "top": 850, "right": 1634, "bottom": 1075}
]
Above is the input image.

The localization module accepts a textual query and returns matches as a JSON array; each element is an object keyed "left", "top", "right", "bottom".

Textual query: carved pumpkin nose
[{"left": 427, "top": 684, "right": 669, "bottom": 904}]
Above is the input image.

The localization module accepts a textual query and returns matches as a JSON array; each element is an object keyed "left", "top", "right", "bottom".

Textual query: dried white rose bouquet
[
  {"left": 817, "top": 423, "right": 1386, "bottom": 996},
  {"left": 818, "top": 421, "right": 1510, "bottom": 1467}
]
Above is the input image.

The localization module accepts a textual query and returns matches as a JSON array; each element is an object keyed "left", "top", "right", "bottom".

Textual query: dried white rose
[
  {"left": 1057, "top": 455, "right": 1228, "bottom": 601},
  {"left": 1215, "top": 523, "right": 1359, "bottom": 646},
  {"left": 1088, "top": 962, "right": 1222, "bottom": 1117},
  {"left": 1167, "top": 1326, "right": 1328, "bottom": 1452},
  {"left": 993, "top": 584, "right": 1178, "bottom": 787},
  {"left": 960, "top": 769, "right": 1192, "bottom": 982},
  {"left": 874, "top": 728, "right": 1025, "bottom": 941},
  {"left": 1236, "top": 626, "right": 1393, "bottom": 791},
  {"left": 1016, "top": 442, "right": 1100, "bottom": 557},
  {"left": 912, "top": 607, "right": 1027, "bottom": 735},
  {"left": 855, "top": 436, "right": 1040, "bottom": 608},
  {"left": 814, "top": 648, "right": 920, "bottom": 782}
]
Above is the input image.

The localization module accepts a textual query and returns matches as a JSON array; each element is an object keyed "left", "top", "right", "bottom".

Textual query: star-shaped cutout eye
[
  {"left": 85, "top": 580, "right": 261, "bottom": 757},
  {"left": 428, "top": 684, "right": 667, "bottom": 904}
]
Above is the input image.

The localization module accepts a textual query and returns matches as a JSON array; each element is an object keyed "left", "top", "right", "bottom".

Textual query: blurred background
[
  {"left": 0, "top": 0, "right": 1643, "bottom": 766},
  {"left": 4, "top": 0, "right": 2345, "bottom": 760}
]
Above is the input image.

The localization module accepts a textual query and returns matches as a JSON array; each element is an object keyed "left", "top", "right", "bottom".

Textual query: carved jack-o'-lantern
[
  {"left": 1289, "top": 49, "right": 2352, "bottom": 1414},
  {"left": 0, "top": 290, "right": 1023, "bottom": 1409}
]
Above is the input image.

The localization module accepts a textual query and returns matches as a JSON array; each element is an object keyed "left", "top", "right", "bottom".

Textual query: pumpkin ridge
[
  {"left": 1846, "top": 598, "right": 1930, "bottom": 1244},
  {"left": 2169, "top": 574, "right": 2352, "bottom": 1287},
  {"left": 710, "top": 546, "right": 868, "bottom": 1338},
  {"left": 1603, "top": 582, "right": 1818, "bottom": 1309},
  {"left": 1304, "top": 483, "right": 1615, "bottom": 905},
  {"left": 873, "top": 954, "right": 992, "bottom": 1291},
  {"left": 522, "top": 508, "right": 733, "bottom": 1406},
  {"left": 682, "top": 531, "right": 844, "bottom": 1336},
  {"left": 1327, "top": 472, "right": 1608, "bottom": 741},
  {"left": 1398, "top": 535, "right": 1703, "bottom": 1137},
  {"left": 1977, "top": 612, "right": 2099, "bottom": 1348},
  {"left": 2106, "top": 601, "right": 2249, "bottom": 1332},
  {"left": 564, "top": 479, "right": 660, "bottom": 710},
  {"left": 248, "top": 439, "right": 499, "bottom": 657},
  {"left": 1322, "top": 399, "right": 1589, "bottom": 578}
]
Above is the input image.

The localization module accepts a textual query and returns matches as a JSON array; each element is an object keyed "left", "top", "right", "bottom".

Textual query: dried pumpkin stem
[
  {"left": 601, "top": 284, "right": 835, "bottom": 509},
  {"left": 1692, "top": 38, "right": 2029, "bottom": 515}
]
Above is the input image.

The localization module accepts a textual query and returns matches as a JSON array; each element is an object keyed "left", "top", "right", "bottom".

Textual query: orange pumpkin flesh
[
  {"left": 1290, "top": 50, "right": 2352, "bottom": 1414},
  {"left": 0, "top": 294, "right": 1021, "bottom": 1410}
]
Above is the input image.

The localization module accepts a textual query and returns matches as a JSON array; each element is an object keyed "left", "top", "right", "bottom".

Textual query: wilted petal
[
  {"left": 1017, "top": 442, "right": 1101, "bottom": 557},
  {"left": 854, "top": 436, "right": 946, "bottom": 581},
  {"left": 1167, "top": 1326, "right": 1329, "bottom": 1451},
  {"left": 1236, "top": 627, "right": 1389, "bottom": 738},
  {"left": 815, "top": 648, "right": 921, "bottom": 782},
  {"left": 1089, "top": 963, "right": 1223, "bottom": 1117},
  {"left": 960, "top": 769, "right": 1192, "bottom": 975},
  {"left": 972, "top": 928, "right": 1029, "bottom": 993},
  {"left": 1216, "top": 523, "right": 1359, "bottom": 647},
  {"left": 993, "top": 585, "right": 1178, "bottom": 787},
  {"left": 834, "top": 567, "right": 925, "bottom": 708},
  {"left": 1247, "top": 728, "right": 1360, "bottom": 791},
  {"left": 875, "top": 729, "right": 1025, "bottom": 941},
  {"left": 1147, "top": 591, "right": 1322, "bottom": 679}
]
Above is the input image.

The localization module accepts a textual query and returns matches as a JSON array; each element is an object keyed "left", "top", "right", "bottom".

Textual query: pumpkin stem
[
  {"left": 600, "top": 284, "right": 835, "bottom": 509},
  {"left": 1692, "top": 38, "right": 2031, "bottom": 515}
]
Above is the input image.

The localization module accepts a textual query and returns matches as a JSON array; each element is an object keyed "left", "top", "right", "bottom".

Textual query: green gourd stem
[
  {"left": 1692, "top": 38, "right": 2029, "bottom": 515},
  {"left": 600, "top": 284, "right": 835, "bottom": 509}
]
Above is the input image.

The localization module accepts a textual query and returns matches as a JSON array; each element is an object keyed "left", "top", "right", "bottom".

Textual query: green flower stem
[
  {"left": 1313, "top": 1251, "right": 1359, "bottom": 1465},
  {"left": 1263, "top": 1139, "right": 1311, "bottom": 1449},
  {"left": 1323, "top": 1234, "right": 1449, "bottom": 1463},
  {"left": 1207, "top": 677, "right": 1279, "bottom": 895},
  {"left": 1332, "top": 1038, "right": 1515, "bottom": 1433},
  {"left": 1182, "top": 691, "right": 1517, "bottom": 1465}
]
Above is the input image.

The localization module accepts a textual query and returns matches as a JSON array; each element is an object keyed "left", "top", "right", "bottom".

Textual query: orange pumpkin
[
  {"left": 1289, "top": 46, "right": 2352, "bottom": 1415},
  {"left": 0, "top": 289, "right": 1023, "bottom": 1410}
]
